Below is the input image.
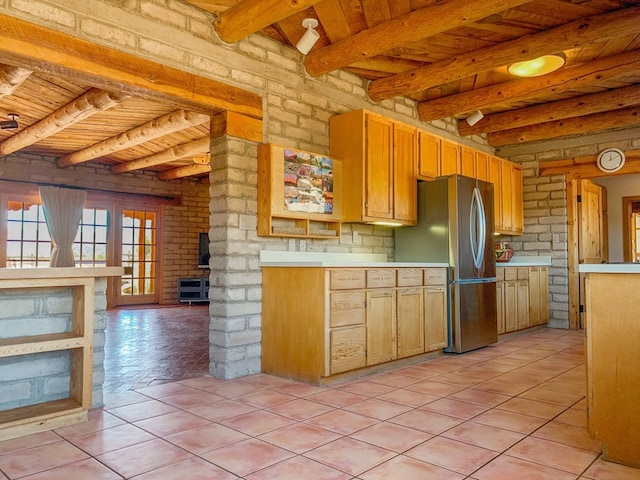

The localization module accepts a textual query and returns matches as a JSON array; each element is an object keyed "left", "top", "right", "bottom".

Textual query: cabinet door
[
  {"left": 460, "top": 146, "right": 476, "bottom": 178},
  {"left": 504, "top": 280, "right": 518, "bottom": 332},
  {"left": 540, "top": 267, "right": 549, "bottom": 325},
  {"left": 440, "top": 139, "right": 460, "bottom": 176},
  {"left": 397, "top": 288, "right": 425, "bottom": 358},
  {"left": 418, "top": 130, "right": 440, "bottom": 179},
  {"left": 393, "top": 123, "right": 417, "bottom": 224},
  {"left": 330, "top": 326, "right": 366, "bottom": 374},
  {"left": 424, "top": 285, "right": 447, "bottom": 351},
  {"left": 366, "top": 290, "right": 397, "bottom": 365},
  {"left": 512, "top": 164, "right": 523, "bottom": 234},
  {"left": 496, "top": 280, "right": 505, "bottom": 334},
  {"left": 488, "top": 155, "right": 502, "bottom": 232},
  {"left": 475, "top": 151, "right": 489, "bottom": 182},
  {"left": 364, "top": 114, "right": 394, "bottom": 220},
  {"left": 501, "top": 161, "right": 514, "bottom": 233},
  {"left": 516, "top": 278, "right": 530, "bottom": 330}
]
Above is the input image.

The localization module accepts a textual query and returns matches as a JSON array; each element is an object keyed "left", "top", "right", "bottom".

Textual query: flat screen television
[{"left": 198, "top": 232, "right": 210, "bottom": 267}]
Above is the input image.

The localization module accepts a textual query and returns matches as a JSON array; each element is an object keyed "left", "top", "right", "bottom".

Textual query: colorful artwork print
[{"left": 283, "top": 149, "right": 334, "bottom": 214}]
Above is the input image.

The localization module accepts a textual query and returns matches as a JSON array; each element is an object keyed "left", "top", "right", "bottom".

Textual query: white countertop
[
  {"left": 579, "top": 263, "right": 640, "bottom": 273},
  {"left": 496, "top": 255, "right": 552, "bottom": 267},
  {"left": 259, "top": 250, "right": 448, "bottom": 268}
]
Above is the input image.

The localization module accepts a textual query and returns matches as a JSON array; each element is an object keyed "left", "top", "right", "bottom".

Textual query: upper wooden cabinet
[
  {"left": 330, "top": 110, "right": 417, "bottom": 225},
  {"left": 499, "top": 161, "right": 524, "bottom": 235},
  {"left": 417, "top": 130, "right": 440, "bottom": 179}
]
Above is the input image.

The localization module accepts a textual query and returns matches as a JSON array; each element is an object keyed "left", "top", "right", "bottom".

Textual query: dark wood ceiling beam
[
  {"left": 417, "top": 49, "right": 640, "bottom": 121},
  {"left": 158, "top": 163, "right": 210, "bottom": 180},
  {"left": 0, "top": 88, "right": 130, "bottom": 156},
  {"left": 303, "top": 0, "right": 531, "bottom": 76},
  {"left": 57, "top": 110, "right": 209, "bottom": 167},
  {"left": 488, "top": 106, "right": 640, "bottom": 146},
  {"left": 212, "top": 0, "right": 324, "bottom": 43},
  {"left": 0, "top": 64, "right": 31, "bottom": 96},
  {"left": 539, "top": 150, "right": 640, "bottom": 178},
  {"left": 368, "top": 6, "right": 640, "bottom": 101},
  {"left": 459, "top": 84, "right": 640, "bottom": 136},
  {"left": 112, "top": 137, "right": 210, "bottom": 174},
  {"left": 0, "top": 13, "right": 263, "bottom": 122}
]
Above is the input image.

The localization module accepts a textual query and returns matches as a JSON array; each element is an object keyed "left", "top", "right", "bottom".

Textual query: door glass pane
[{"left": 120, "top": 210, "right": 156, "bottom": 297}]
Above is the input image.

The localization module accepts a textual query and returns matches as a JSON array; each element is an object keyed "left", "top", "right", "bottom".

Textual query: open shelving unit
[
  {"left": 0, "top": 275, "right": 95, "bottom": 441},
  {"left": 257, "top": 143, "right": 342, "bottom": 239}
]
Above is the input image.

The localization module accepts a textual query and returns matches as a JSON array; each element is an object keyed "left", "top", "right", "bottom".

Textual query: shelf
[
  {"left": 268, "top": 215, "right": 341, "bottom": 239},
  {"left": 0, "top": 333, "right": 85, "bottom": 358},
  {"left": 0, "top": 399, "right": 87, "bottom": 441},
  {"left": 257, "top": 143, "right": 342, "bottom": 239}
]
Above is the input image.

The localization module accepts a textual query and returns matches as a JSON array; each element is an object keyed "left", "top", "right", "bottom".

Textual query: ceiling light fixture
[
  {"left": 507, "top": 53, "right": 566, "bottom": 77},
  {"left": 0, "top": 113, "right": 19, "bottom": 130},
  {"left": 296, "top": 18, "right": 320, "bottom": 55},
  {"left": 465, "top": 110, "right": 484, "bottom": 127}
]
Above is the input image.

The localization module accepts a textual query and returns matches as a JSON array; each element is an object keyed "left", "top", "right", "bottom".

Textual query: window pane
[
  {"left": 95, "top": 210, "right": 108, "bottom": 225},
  {"left": 7, "top": 222, "right": 22, "bottom": 241},
  {"left": 94, "top": 226, "right": 107, "bottom": 243},
  {"left": 38, "top": 223, "right": 51, "bottom": 242},
  {"left": 22, "top": 222, "right": 39, "bottom": 240},
  {"left": 22, "top": 205, "right": 41, "bottom": 222},
  {"left": 95, "top": 244, "right": 107, "bottom": 263}
]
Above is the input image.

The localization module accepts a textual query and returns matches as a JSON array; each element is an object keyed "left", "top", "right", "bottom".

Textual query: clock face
[{"left": 597, "top": 148, "right": 625, "bottom": 173}]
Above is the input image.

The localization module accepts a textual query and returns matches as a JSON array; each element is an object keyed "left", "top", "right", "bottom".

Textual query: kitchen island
[
  {"left": 579, "top": 263, "right": 640, "bottom": 468},
  {"left": 260, "top": 251, "right": 449, "bottom": 384}
]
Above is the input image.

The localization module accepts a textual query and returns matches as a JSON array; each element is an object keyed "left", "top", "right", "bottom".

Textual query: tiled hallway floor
[
  {"left": 103, "top": 305, "right": 210, "bottom": 393},
  {"left": 2, "top": 327, "right": 640, "bottom": 479}
]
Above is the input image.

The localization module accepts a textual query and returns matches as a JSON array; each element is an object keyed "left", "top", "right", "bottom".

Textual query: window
[
  {"left": 6, "top": 201, "right": 109, "bottom": 268},
  {"left": 6, "top": 201, "right": 51, "bottom": 268},
  {"left": 73, "top": 208, "right": 109, "bottom": 267}
]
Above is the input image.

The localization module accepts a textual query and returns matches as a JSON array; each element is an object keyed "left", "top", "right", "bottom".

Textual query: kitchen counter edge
[
  {"left": 260, "top": 261, "right": 449, "bottom": 268},
  {"left": 578, "top": 264, "right": 640, "bottom": 274}
]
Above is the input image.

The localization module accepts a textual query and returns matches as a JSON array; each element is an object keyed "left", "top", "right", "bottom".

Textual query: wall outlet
[{"left": 352, "top": 231, "right": 359, "bottom": 243}]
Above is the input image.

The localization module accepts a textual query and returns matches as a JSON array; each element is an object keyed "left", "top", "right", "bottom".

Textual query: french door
[{"left": 115, "top": 206, "right": 161, "bottom": 306}]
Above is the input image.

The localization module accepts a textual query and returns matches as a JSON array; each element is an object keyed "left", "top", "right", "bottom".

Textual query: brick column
[{"left": 208, "top": 136, "right": 262, "bottom": 379}]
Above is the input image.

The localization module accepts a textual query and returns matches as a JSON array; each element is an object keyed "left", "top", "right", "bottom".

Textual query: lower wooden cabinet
[
  {"left": 397, "top": 287, "right": 425, "bottom": 358},
  {"left": 262, "top": 266, "right": 448, "bottom": 384},
  {"left": 496, "top": 266, "right": 549, "bottom": 334}
]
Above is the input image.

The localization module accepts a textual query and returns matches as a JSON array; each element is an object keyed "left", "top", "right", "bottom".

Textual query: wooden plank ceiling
[
  {"left": 194, "top": 0, "right": 640, "bottom": 148},
  {"left": 1, "top": 0, "right": 639, "bottom": 183}
]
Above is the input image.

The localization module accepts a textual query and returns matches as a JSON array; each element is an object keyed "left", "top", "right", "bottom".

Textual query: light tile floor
[{"left": 2, "top": 327, "right": 640, "bottom": 479}]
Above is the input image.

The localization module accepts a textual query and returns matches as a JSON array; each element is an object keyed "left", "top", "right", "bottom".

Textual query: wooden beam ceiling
[
  {"left": 458, "top": 84, "right": 640, "bottom": 137},
  {"left": 488, "top": 106, "right": 640, "bottom": 146},
  {"left": 0, "top": 88, "right": 130, "bottom": 156},
  {"left": 158, "top": 163, "right": 211, "bottom": 180},
  {"left": 57, "top": 110, "right": 209, "bottom": 167},
  {"left": 212, "top": 0, "right": 324, "bottom": 43},
  {"left": 417, "top": 49, "right": 640, "bottom": 121},
  {"left": 0, "top": 13, "right": 263, "bottom": 121},
  {"left": 0, "top": 65, "right": 31, "bottom": 96},
  {"left": 112, "top": 137, "right": 210, "bottom": 174},
  {"left": 368, "top": 6, "right": 640, "bottom": 102},
  {"left": 303, "top": 0, "right": 531, "bottom": 77}
]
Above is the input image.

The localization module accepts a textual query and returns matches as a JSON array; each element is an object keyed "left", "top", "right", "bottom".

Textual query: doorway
[{"left": 622, "top": 195, "right": 640, "bottom": 262}]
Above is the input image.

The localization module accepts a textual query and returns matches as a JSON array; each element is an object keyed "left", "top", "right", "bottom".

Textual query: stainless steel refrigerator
[{"left": 395, "top": 175, "right": 497, "bottom": 353}]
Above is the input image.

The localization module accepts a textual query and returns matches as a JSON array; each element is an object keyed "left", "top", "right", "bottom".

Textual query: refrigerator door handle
[{"left": 470, "top": 186, "right": 487, "bottom": 271}]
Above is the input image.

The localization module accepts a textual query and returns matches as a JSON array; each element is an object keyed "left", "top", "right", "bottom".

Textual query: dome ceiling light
[{"left": 507, "top": 53, "right": 566, "bottom": 77}]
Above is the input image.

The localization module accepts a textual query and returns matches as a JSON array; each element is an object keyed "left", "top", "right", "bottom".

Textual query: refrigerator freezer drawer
[{"left": 447, "top": 281, "right": 498, "bottom": 353}]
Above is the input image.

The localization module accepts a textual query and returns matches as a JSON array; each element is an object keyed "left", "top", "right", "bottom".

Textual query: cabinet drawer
[
  {"left": 496, "top": 268, "right": 505, "bottom": 281},
  {"left": 504, "top": 267, "right": 518, "bottom": 281},
  {"left": 397, "top": 268, "right": 423, "bottom": 286},
  {"left": 424, "top": 268, "right": 447, "bottom": 285},
  {"left": 517, "top": 267, "right": 529, "bottom": 280},
  {"left": 330, "top": 270, "right": 366, "bottom": 290},
  {"left": 329, "top": 291, "right": 366, "bottom": 327},
  {"left": 330, "top": 326, "right": 366, "bottom": 374},
  {"left": 367, "top": 269, "right": 396, "bottom": 288}
]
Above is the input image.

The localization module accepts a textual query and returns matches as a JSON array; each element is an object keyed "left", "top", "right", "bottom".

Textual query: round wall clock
[{"left": 596, "top": 148, "right": 625, "bottom": 173}]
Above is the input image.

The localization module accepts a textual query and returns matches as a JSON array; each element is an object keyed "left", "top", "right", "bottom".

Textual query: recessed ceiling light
[{"left": 507, "top": 53, "right": 566, "bottom": 77}]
